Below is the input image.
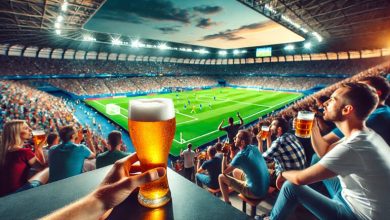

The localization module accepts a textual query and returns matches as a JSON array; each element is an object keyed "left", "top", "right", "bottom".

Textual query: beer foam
[
  {"left": 297, "top": 111, "right": 315, "bottom": 120},
  {"left": 129, "top": 98, "right": 175, "bottom": 121}
]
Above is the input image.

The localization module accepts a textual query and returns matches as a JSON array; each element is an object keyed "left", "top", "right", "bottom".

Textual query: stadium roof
[{"left": 0, "top": 0, "right": 389, "bottom": 57}]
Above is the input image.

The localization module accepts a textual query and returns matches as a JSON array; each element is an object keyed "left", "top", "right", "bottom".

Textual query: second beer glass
[
  {"left": 128, "top": 98, "right": 176, "bottom": 208},
  {"left": 295, "top": 111, "right": 315, "bottom": 138}
]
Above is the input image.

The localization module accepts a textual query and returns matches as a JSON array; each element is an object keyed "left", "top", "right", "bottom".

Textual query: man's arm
[
  {"left": 222, "top": 155, "right": 235, "bottom": 175},
  {"left": 277, "top": 163, "right": 336, "bottom": 188},
  {"left": 196, "top": 159, "right": 204, "bottom": 173},
  {"left": 311, "top": 119, "right": 340, "bottom": 157},
  {"left": 237, "top": 112, "right": 244, "bottom": 126},
  {"left": 218, "top": 120, "right": 225, "bottom": 131}
]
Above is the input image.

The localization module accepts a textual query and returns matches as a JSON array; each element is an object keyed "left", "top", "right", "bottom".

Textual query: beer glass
[
  {"left": 32, "top": 130, "right": 45, "bottom": 147},
  {"left": 128, "top": 98, "right": 176, "bottom": 208},
  {"left": 260, "top": 126, "right": 270, "bottom": 140},
  {"left": 295, "top": 111, "right": 315, "bottom": 138}
]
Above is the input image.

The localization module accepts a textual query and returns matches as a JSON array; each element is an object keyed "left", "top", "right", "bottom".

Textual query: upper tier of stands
[{"left": 0, "top": 56, "right": 388, "bottom": 76}]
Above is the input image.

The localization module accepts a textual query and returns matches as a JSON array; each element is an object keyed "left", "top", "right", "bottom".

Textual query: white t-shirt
[
  {"left": 319, "top": 129, "right": 390, "bottom": 220},
  {"left": 182, "top": 149, "right": 195, "bottom": 168}
]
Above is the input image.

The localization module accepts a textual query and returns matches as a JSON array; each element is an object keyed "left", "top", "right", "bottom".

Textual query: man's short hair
[
  {"left": 59, "top": 125, "right": 75, "bottom": 143},
  {"left": 239, "top": 130, "right": 252, "bottom": 146},
  {"left": 47, "top": 132, "right": 59, "bottom": 146},
  {"left": 228, "top": 117, "right": 234, "bottom": 124},
  {"left": 317, "top": 95, "right": 329, "bottom": 104},
  {"left": 273, "top": 117, "right": 289, "bottom": 133},
  {"left": 341, "top": 82, "right": 379, "bottom": 120},
  {"left": 360, "top": 76, "right": 390, "bottom": 101},
  {"left": 108, "top": 130, "right": 122, "bottom": 148},
  {"left": 187, "top": 143, "right": 192, "bottom": 149},
  {"left": 208, "top": 146, "right": 217, "bottom": 157},
  {"left": 214, "top": 142, "right": 223, "bottom": 152}
]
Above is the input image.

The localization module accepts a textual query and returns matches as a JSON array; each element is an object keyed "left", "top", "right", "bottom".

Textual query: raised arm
[
  {"left": 218, "top": 120, "right": 225, "bottom": 131},
  {"left": 237, "top": 112, "right": 244, "bottom": 126},
  {"left": 310, "top": 119, "right": 340, "bottom": 157}
]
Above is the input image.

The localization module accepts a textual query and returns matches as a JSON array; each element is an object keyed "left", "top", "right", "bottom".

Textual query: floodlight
[
  {"left": 241, "top": 50, "right": 247, "bottom": 53},
  {"left": 284, "top": 44, "right": 294, "bottom": 50},
  {"left": 219, "top": 50, "right": 227, "bottom": 55},
  {"left": 304, "top": 42, "right": 312, "bottom": 49},
  {"left": 61, "top": 2, "right": 68, "bottom": 12},
  {"left": 158, "top": 43, "right": 168, "bottom": 50},
  {"left": 233, "top": 50, "right": 240, "bottom": 55},
  {"left": 131, "top": 40, "right": 144, "bottom": 48},
  {"left": 83, "top": 35, "right": 96, "bottom": 42},
  {"left": 54, "top": 22, "right": 61, "bottom": 28},
  {"left": 57, "top": 15, "right": 64, "bottom": 22},
  {"left": 55, "top": 29, "right": 61, "bottom": 35},
  {"left": 112, "top": 38, "right": 122, "bottom": 45}
]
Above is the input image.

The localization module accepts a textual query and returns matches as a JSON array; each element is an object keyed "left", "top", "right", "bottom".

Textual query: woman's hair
[{"left": 0, "top": 120, "right": 26, "bottom": 167}]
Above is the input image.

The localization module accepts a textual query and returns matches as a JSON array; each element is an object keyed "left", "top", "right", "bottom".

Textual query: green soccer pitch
[{"left": 85, "top": 87, "right": 303, "bottom": 156}]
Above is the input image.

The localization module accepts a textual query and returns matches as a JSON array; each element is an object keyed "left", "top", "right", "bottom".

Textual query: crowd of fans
[
  {"left": 0, "top": 56, "right": 388, "bottom": 76},
  {"left": 225, "top": 76, "right": 340, "bottom": 90},
  {"left": 0, "top": 55, "right": 389, "bottom": 219},
  {"left": 45, "top": 76, "right": 217, "bottom": 96}
]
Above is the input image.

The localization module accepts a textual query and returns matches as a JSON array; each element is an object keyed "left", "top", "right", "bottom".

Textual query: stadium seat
[{"left": 238, "top": 186, "right": 276, "bottom": 217}]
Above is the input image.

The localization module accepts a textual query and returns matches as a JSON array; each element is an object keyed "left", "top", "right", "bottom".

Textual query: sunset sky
[{"left": 85, "top": 0, "right": 305, "bottom": 49}]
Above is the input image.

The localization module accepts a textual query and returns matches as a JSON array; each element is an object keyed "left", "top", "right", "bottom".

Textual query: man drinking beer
[{"left": 263, "top": 83, "right": 390, "bottom": 220}]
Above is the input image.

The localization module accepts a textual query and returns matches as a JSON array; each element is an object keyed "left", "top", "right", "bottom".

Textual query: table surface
[{"left": 0, "top": 167, "right": 251, "bottom": 220}]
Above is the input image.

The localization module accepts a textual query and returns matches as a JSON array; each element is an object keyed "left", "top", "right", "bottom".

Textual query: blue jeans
[
  {"left": 196, "top": 173, "right": 219, "bottom": 189},
  {"left": 270, "top": 179, "right": 357, "bottom": 220}
]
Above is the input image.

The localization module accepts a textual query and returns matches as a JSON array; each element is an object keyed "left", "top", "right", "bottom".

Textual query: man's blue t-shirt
[
  {"left": 48, "top": 142, "right": 92, "bottom": 182},
  {"left": 332, "top": 105, "right": 390, "bottom": 145},
  {"left": 201, "top": 156, "right": 222, "bottom": 188},
  {"left": 231, "top": 145, "right": 270, "bottom": 197}
]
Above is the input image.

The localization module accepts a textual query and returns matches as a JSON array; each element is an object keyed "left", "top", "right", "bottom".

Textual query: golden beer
[
  {"left": 32, "top": 130, "right": 45, "bottom": 147},
  {"left": 260, "top": 126, "right": 269, "bottom": 140},
  {"left": 295, "top": 111, "right": 315, "bottom": 138},
  {"left": 128, "top": 98, "right": 176, "bottom": 208}
]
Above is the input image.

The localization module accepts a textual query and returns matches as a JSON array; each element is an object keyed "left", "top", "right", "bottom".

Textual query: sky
[{"left": 84, "top": 0, "right": 304, "bottom": 49}]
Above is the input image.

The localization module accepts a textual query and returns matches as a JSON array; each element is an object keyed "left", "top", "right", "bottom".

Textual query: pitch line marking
[{"left": 177, "top": 95, "right": 300, "bottom": 144}]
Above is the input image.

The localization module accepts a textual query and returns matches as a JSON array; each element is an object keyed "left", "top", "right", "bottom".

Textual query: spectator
[
  {"left": 195, "top": 146, "right": 222, "bottom": 190},
  {"left": 180, "top": 143, "right": 196, "bottom": 181},
  {"left": 218, "top": 112, "right": 244, "bottom": 144},
  {"left": 0, "top": 120, "right": 48, "bottom": 197},
  {"left": 258, "top": 117, "right": 306, "bottom": 187},
  {"left": 269, "top": 83, "right": 390, "bottom": 220},
  {"left": 218, "top": 130, "right": 269, "bottom": 204},
  {"left": 42, "top": 132, "right": 60, "bottom": 163},
  {"left": 96, "top": 131, "right": 129, "bottom": 169},
  {"left": 48, "top": 125, "right": 96, "bottom": 182}
]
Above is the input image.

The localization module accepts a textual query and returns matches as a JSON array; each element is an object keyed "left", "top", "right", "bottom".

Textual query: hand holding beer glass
[
  {"left": 295, "top": 111, "right": 315, "bottom": 138},
  {"left": 32, "top": 130, "right": 46, "bottom": 147},
  {"left": 128, "top": 98, "right": 176, "bottom": 208},
  {"left": 260, "top": 125, "right": 270, "bottom": 141}
]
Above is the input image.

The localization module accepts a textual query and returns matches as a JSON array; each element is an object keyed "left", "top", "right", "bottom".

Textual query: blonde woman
[{"left": 0, "top": 120, "right": 49, "bottom": 197}]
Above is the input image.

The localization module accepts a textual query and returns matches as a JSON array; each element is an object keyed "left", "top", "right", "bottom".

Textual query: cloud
[
  {"left": 199, "top": 21, "right": 275, "bottom": 41},
  {"left": 100, "top": 0, "right": 191, "bottom": 24},
  {"left": 196, "top": 18, "right": 217, "bottom": 29},
  {"left": 94, "top": 11, "right": 145, "bottom": 24},
  {"left": 156, "top": 26, "right": 181, "bottom": 34},
  {"left": 193, "top": 5, "right": 222, "bottom": 14}
]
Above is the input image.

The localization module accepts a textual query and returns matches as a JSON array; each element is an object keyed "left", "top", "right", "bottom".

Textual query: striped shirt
[{"left": 262, "top": 133, "right": 306, "bottom": 175}]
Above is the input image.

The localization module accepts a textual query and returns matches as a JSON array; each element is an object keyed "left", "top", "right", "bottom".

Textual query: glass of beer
[
  {"left": 32, "top": 130, "right": 46, "bottom": 147},
  {"left": 295, "top": 111, "right": 315, "bottom": 138},
  {"left": 260, "top": 126, "right": 270, "bottom": 140},
  {"left": 128, "top": 98, "right": 176, "bottom": 208}
]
